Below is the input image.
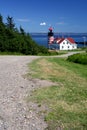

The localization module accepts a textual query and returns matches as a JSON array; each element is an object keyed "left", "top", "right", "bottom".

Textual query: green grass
[
  {"left": 27, "top": 57, "right": 87, "bottom": 130},
  {"left": 0, "top": 51, "right": 24, "bottom": 55}
]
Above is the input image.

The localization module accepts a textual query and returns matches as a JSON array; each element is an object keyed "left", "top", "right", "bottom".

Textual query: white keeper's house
[{"left": 55, "top": 37, "right": 77, "bottom": 50}]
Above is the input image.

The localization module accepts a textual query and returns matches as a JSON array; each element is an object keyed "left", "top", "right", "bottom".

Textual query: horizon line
[{"left": 30, "top": 32, "right": 87, "bottom": 34}]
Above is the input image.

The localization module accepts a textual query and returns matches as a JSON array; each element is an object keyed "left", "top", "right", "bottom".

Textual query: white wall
[{"left": 59, "top": 39, "right": 77, "bottom": 50}]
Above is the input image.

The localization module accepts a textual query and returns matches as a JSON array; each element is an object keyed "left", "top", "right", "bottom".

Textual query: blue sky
[{"left": 0, "top": 0, "right": 87, "bottom": 33}]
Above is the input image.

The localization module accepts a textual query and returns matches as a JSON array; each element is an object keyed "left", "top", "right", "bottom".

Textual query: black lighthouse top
[{"left": 48, "top": 27, "right": 54, "bottom": 37}]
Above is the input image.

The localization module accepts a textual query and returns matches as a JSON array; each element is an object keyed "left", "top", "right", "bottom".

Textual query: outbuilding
[{"left": 55, "top": 37, "right": 77, "bottom": 50}]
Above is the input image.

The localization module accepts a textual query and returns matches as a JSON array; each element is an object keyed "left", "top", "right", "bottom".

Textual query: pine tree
[
  {"left": 0, "top": 14, "right": 3, "bottom": 24},
  {"left": 20, "top": 26, "right": 25, "bottom": 35},
  {"left": 6, "top": 16, "right": 15, "bottom": 30}
]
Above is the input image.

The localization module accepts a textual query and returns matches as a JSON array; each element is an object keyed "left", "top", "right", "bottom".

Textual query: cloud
[
  {"left": 17, "top": 19, "right": 30, "bottom": 22},
  {"left": 56, "top": 22, "right": 65, "bottom": 25},
  {"left": 40, "top": 22, "right": 46, "bottom": 26}
]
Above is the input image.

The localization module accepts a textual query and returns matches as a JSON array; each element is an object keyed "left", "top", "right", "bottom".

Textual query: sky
[{"left": 0, "top": 0, "right": 87, "bottom": 33}]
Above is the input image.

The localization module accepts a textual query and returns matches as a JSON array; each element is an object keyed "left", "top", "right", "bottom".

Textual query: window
[{"left": 62, "top": 46, "right": 64, "bottom": 48}]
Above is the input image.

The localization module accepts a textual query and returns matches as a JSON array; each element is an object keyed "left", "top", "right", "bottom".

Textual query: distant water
[{"left": 30, "top": 33, "right": 87, "bottom": 48}]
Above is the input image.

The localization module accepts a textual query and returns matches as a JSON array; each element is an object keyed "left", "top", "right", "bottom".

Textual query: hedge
[{"left": 67, "top": 53, "right": 87, "bottom": 65}]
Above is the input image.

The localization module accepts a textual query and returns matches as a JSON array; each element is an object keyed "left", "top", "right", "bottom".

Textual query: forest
[{"left": 0, "top": 14, "right": 48, "bottom": 55}]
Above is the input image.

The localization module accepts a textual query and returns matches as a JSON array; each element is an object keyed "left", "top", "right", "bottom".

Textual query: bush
[{"left": 67, "top": 53, "right": 87, "bottom": 65}]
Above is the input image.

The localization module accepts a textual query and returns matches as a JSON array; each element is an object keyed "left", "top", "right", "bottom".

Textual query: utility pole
[{"left": 83, "top": 36, "right": 86, "bottom": 47}]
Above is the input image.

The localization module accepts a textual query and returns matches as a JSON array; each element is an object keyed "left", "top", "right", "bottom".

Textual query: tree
[
  {"left": 0, "top": 14, "right": 48, "bottom": 55},
  {"left": 20, "top": 26, "right": 25, "bottom": 35},
  {"left": 0, "top": 14, "right": 5, "bottom": 29},
  {"left": 6, "top": 16, "right": 15, "bottom": 30},
  {"left": 0, "top": 14, "right": 3, "bottom": 24}
]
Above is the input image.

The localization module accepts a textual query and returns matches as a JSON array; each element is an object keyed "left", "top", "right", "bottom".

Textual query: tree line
[{"left": 0, "top": 14, "right": 48, "bottom": 55}]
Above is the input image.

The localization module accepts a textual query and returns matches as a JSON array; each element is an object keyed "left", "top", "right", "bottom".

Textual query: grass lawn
[
  {"left": 27, "top": 57, "right": 87, "bottom": 130},
  {"left": 0, "top": 51, "right": 24, "bottom": 55}
]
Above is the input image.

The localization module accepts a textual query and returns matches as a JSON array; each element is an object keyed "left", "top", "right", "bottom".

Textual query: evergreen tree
[
  {"left": 0, "top": 14, "right": 48, "bottom": 55},
  {"left": 6, "top": 16, "right": 15, "bottom": 30},
  {"left": 0, "top": 14, "right": 3, "bottom": 24},
  {"left": 20, "top": 26, "right": 25, "bottom": 35}
]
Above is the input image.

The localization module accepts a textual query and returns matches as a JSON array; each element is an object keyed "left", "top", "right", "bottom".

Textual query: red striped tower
[{"left": 48, "top": 27, "right": 54, "bottom": 49}]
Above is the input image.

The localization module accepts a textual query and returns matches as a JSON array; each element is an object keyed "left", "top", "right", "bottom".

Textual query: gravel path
[
  {"left": 0, "top": 56, "right": 48, "bottom": 130},
  {"left": 0, "top": 51, "right": 84, "bottom": 130}
]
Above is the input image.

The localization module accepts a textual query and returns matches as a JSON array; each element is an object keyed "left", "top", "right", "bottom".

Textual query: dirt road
[
  {"left": 0, "top": 56, "right": 48, "bottom": 130},
  {"left": 0, "top": 51, "right": 84, "bottom": 130}
]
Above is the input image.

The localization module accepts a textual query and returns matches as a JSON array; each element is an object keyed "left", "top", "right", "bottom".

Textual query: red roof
[
  {"left": 58, "top": 38, "right": 65, "bottom": 44},
  {"left": 67, "top": 37, "right": 75, "bottom": 44},
  {"left": 54, "top": 38, "right": 64, "bottom": 44},
  {"left": 55, "top": 37, "right": 75, "bottom": 44}
]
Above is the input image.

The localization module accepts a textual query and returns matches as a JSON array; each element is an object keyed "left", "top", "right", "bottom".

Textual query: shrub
[{"left": 67, "top": 53, "right": 87, "bottom": 65}]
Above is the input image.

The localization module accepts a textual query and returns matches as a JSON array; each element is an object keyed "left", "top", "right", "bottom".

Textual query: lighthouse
[{"left": 48, "top": 27, "right": 54, "bottom": 49}]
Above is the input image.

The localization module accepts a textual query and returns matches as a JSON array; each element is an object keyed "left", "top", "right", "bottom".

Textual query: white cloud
[
  {"left": 56, "top": 22, "right": 65, "bottom": 25},
  {"left": 56, "top": 22, "right": 67, "bottom": 26},
  {"left": 40, "top": 22, "right": 46, "bottom": 26},
  {"left": 17, "top": 19, "right": 30, "bottom": 22}
]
